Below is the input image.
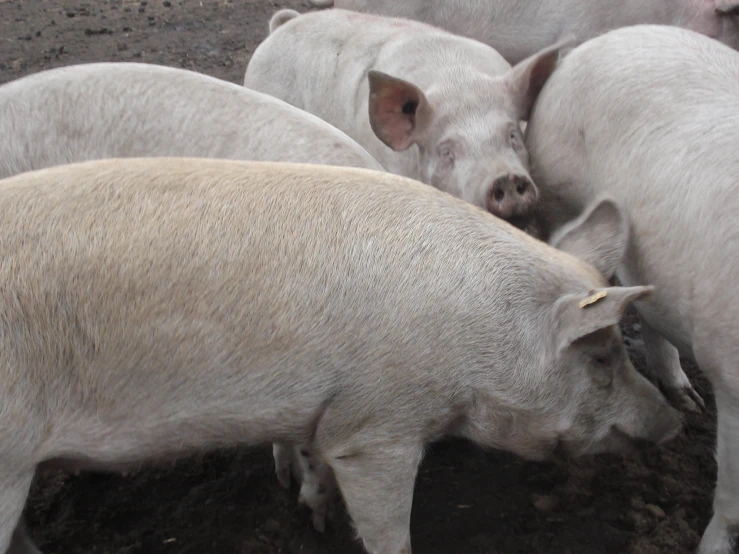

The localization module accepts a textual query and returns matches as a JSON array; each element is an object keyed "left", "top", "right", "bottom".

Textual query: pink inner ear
[
  {"left": 513, "top": 51, "right": 559, "bottom": 120},
  {"left": 527, "top": 66, "right": 551, "bottom": 103},
  {"left": 370, "top": 82, "right": 419, "bottom": 151}
]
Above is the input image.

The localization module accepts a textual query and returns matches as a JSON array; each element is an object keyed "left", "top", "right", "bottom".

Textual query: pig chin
[
  {"left": 504, "top": 213, "right": 533, "bottom": 230},
  {"left": 559, "top": 426, "right": 642, "bottom": 458}
]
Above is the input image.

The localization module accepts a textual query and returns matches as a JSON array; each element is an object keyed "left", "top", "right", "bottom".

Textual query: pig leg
[
  {"left": 272, "top": 442, "right": 293, "bottom": 489},
  {"left": 326, "top": 443, "right": 422, "bottom": 554},
  {"left": 8, "top": 521, "right": 42, "bottom": 554},
  {"left": 273, "top": 441, "right": 338, "bottom": 533},
  {"left": 0, "top": 470, "right": 36, "bottom": 553},
  {"left": 699, "top": 385, "right": 739, "bottom": 554},
  {"left": 295, "top": 445, "right": 337, "bottom": 533},
  {"left": 641, "top": 316, "right": 705, "bottom": 413}
]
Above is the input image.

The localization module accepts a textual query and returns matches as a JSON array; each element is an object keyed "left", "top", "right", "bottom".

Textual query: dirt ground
[{"left": 0, "top": 1, "right": 721, "bottom": 553}]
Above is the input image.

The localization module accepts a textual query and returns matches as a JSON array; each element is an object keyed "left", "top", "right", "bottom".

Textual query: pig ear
[
  {"left": 506, "top": 38, "right": 570, "bottom": 121},
  {"left": 549, "top": 197, "right": 628, "bottom": 280},
  {"left": 553, "top": 286, "right": 655, "bottom": 353},
  {"left": 715, "top": 1, "right": 739, "bottom": 15},
  {"left": 367, "top": 70, "right": 431, "bottom": 151}
]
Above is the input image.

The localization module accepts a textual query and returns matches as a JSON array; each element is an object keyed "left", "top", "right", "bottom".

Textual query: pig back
[
  {"left": 529, "top": 24, "right": 739, "bottom": 236},
  {"left": 0, "top": 159, "right": 588, "bottom": 444},
  {"left": 0, "top": 63, "right": 382, "bottom": 180},
  {"left": 527, "top": 25, "right": 739, "bottom": 346}
]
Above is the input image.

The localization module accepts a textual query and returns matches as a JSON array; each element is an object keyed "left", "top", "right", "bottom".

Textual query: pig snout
[
  {"left": 565, "top": 375, "right": 685, "bottom": 458},
  {"left": 641, "top": 404, "right": 684, "bottom": 445},
  {"left": 615, "top": 398, "right": 684, "bottom": 450},
  {"left": 569, "top": 405, "right": 683, "bottom": 458},
  {"left": 485, "top": 173, "right": 537, "bottom": 228}
]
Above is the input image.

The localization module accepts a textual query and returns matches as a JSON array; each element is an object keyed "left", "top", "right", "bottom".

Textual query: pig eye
[
  {"left": 509, "top": 129, "right": 521, "bottom": 147},
  {"left": 588, "top": 355, "right": 614, "bottom": 388},
  {"left": 436, "top": 142, "right": 455, "bottom": 164},
  {"left": 592, "top": 353, "right": 616, "bottom": 370}
]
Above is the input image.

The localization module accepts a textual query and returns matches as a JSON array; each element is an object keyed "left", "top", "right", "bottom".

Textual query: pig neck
[{"left": 449, "top": 375, "right": 563, "bottom": 461}]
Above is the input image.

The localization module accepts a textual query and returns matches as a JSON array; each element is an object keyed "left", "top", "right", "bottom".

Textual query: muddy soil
[{"left": 0, "top": 1, "right": 720, "bottom": 553}]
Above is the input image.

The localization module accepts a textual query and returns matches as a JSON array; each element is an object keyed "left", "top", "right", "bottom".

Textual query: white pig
[
  {"left": 0, "top": 62, "right": 383, "bottom": 179},
  {"left": 525, "top": 24, "right": 739, "bottom": 554},
  {"left": 1, "top": 158, "right": 681, "bottom": 554},
  {"left": 0, "top": 61, "right": 385, "bottom": 532},
  {"left": 244, "top": 8, "right": 568, "bottom": 228},
  {"left": 308, "top": 0, "right": 739, "bottom": 65}
]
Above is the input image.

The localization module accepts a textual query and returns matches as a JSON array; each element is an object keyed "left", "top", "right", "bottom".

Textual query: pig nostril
[
  {"left": 493, "top": 188, "right": 505, "bottom": 202},
  {"left": 516, "top": 181, "right": 528, "bottom": 195}
]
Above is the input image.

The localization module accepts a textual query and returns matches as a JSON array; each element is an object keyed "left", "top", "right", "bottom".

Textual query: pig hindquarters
[{"left": 0, "top": 61, "right": 385, "bottom": 531}]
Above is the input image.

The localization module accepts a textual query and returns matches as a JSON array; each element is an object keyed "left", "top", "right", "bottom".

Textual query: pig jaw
[
  {"left": 608, "top": 363, "right": 685, "bottom": 445},
  {"left": 452, "top": 395, "right": 563, "bottom": 462},
  {"left": 555, "top": 356, "right": 684, "bottom": 458}
]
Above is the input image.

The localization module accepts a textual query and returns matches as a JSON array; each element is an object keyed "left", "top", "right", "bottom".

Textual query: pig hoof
[
  {"left": 312, "top": 512, "right": 326, "bottom": 533},
  {"left": 276, "top": 466, "right": 291, "bottom": 490},
  {"left": 298, "top": 492, "right": 328, "bottom": 533},
  {"left": 665, "top": 384, "right": 705, "bottom": 414}
]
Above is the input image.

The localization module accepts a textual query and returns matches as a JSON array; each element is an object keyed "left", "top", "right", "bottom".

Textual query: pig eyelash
[{"left": 437, "top": 143, "right": 455, "bottom": 160}]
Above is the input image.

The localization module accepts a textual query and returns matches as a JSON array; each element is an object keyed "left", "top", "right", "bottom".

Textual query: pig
[
  {"left": 244, "top": 8, "right": 568, "bottom": 228},
  {"left": 524, "top": 24, "right": 739, "bottom": 554},
  {"left": 0, "top": 157, "right": 681, "bottom": 554},
  {"left": 307, "top": 0, "right": 739, "bottom": 65},
  {"left": 0, "top": 62, "right": 383, "bottom": 179},
  {"left": 0, "top": 61, "right": 385, "bottom": 528}
]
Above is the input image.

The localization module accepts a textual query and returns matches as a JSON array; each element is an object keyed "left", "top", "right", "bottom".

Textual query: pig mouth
[
  {"left": 608, "top": 426, "right": 645, "bottom": 453},
  {"left": 555, "top": 426, "right": 642, "bottom": 458},
  {"left": 506, "top": 214, "right": 532, "bottom": 230},
  {"left": 602, "top": 424, "right": 676, "bottom": 455},
  {"left": 656, "top": 422, "right": 683, "bottom": 445}
]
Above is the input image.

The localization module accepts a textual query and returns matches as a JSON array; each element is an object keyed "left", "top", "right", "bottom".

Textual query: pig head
[{"left": 366, "top": 42, "right": 564, "bottom": 228}]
